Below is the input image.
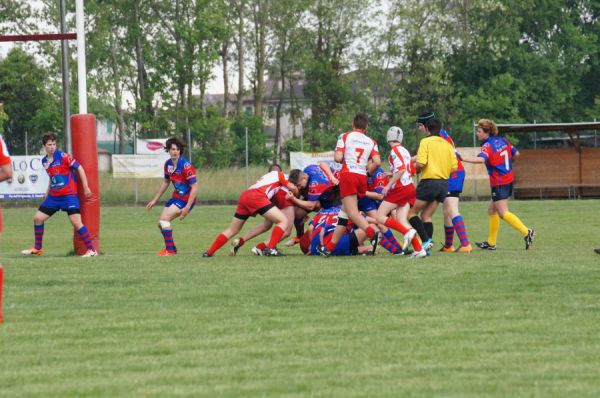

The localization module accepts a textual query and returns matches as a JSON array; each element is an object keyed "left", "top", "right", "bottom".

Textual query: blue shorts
[
  {"left": 39, "top": 194, "right": 80, "bottom": 216},
  {"left": 165, "top": 197, "right": 195, "bottom": 211},
  {"left": 491, "top": 184, "right": 513, "bottom": 201},
  {"left": 358, "top": 197, "right": 379, "bottom": 212},
  {"left": 310, "top": 232, "right": 358, "bottom": 256},
  {"left": 448, "top": 170, "right": 465, "bottom": 194}
]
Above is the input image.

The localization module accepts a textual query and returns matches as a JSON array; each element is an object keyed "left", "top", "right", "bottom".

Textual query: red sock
[
  {"left": 365, "top": 225, "right": 376, "bottom": 239},
  {"left": 268, "top": 226, "right": 285, "bottom": 249},
  {"left": 384, "top": 217, "right": 410, "bottom": 234},
  {"left": 256, "top": 242, "right": 267, "bottom": 250},
  {"left": 238, "top": 237, "right": 245, "bottom": 246},
  {"left": 207, "top": 233, "right": 229, "bottom": 255},
  {"left": 325, "top": 238, "right": 337, "bottom": 251},
  {"left": 412, "top": 236, "right": 423, "bottom": 251}
]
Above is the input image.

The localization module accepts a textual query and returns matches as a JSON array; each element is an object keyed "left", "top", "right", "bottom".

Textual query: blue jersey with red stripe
[
  {"left": 164, "top": 156, "right": 197, "bottom": 202},
  {"left": 367, "top": 167, "right": 388, "bottom": 195},
  {"left": 478, "top": 136, "right": 518, "bottom": 186},
  {"left": 304, "top": 164, "right": 335, "bottom": 204},
  {"left": 42, "top": 150, "right": 80, "bottom": 196}
]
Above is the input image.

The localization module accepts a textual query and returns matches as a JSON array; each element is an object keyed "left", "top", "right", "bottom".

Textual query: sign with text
[
  {"left": 0, "top": 156, "right": 49, "bottom": 199},
  {"left": 289, "top": 151, "right": 335, "bottom": 170},
  {"left": 136, "top": 138, "right": 168, "bottom": 155},
  {"left": 112, "top": 154, "right": 169, "bottom": 178}
]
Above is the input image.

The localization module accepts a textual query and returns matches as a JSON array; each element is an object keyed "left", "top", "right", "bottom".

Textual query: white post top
[{"left": 75, "top": 0, "right": 87, "bottom": 114}]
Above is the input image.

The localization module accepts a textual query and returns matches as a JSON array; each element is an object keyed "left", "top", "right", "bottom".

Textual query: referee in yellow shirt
[{"left": 408, "top": 116, "right": 458, "bottom": 252}]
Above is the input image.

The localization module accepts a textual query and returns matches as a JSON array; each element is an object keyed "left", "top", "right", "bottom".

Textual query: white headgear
[{"left": 386, "top": 126, "right": 404, "bottom": 143}]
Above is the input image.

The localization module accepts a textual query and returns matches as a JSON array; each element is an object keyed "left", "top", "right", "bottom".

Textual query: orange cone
[{"left": 0, "top": 264, "right": 3, "bottom": 323}]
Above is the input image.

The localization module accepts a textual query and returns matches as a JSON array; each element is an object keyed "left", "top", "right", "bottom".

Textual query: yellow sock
[
  {"left": 502, "top": 211, "right": 529, "bottom": 236},
  {"left": 488, "top": 214, "right": 500, "bottom": 246}
]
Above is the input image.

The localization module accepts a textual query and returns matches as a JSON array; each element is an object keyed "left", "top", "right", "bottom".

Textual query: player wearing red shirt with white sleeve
[
  {"left": 203, "top": 169, "right": 308, "bottom": 257},
  {"left": 461, "top": 119, "right": 534, "bottom": 250},
  {"left": 0, "top": 134, "right": 14, "bottom": 237},
  {"left": 317, "top": 113, "right": 381, "bottom": 257}
]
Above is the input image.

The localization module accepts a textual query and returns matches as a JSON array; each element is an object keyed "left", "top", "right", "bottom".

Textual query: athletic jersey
[
  {"left": 416, "top": 135, "right": 458, "bottom": 180},
  {"left": 0, "top": 134, "right": 10, "bottom": 166},
  {"left": 388, "top": 145, "right": 414, "bottom": 189},
  {"left": 309, "top": 205, "right": 354, "bottom": 237},
  {"left": 248, "top": 171, "right": 289, "bottom": 199},
  {"left": 335, "top": 129, "right": 379, "bottom": 175},
  {"left": 478, "top": 136, "right": 518, "bottom": 186},
  {"left": 42, "top": 150, "right": 80, "bottom": 196},
  {"left": 367, "top": 167, "right": 388, "bottom": 194},
  {"left": 164, "top": 156, "right": 197, "bottom": 202},
  {"left": 439, "top": 129, "right": 465, "bottom": 178},
  {"left": 304, "top": 164, "right": 335, "bottom": 203}
]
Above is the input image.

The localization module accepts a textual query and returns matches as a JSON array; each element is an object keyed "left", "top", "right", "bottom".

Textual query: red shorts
[
  {"left": 271, "top": 189, "right": 293, "bottom": 209},
  {"left": 339, "top": 172, "right": 368, "bottom": 198},
  {"left": 384, "top": 184, "right": 416, "bottom": 207},
  {"left": 234, "top": 189, "right": 274, "bottom": 218}
]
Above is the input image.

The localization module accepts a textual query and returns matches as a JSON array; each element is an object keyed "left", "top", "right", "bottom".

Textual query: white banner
[
  {"left": 136, "top": 138, "right": 168, "bottom": 155},
  {"left": 112, "top": 154, "right": 169, "bottom": 178},
  {"left": 289, "top": 151, "right": 336, "bottom": 170},
  {"left": 0, "top": 156, "right": 49, "bottom": 199}
]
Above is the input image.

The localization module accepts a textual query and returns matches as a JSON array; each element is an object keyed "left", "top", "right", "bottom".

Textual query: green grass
[{"left": 1, "top": 200, "right": 600, "bottom": 397}]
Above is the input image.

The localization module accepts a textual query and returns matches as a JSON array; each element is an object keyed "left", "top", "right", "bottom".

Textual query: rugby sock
[
  {"left": 424, "top": 222, "right": 434, "bottom": 239},
  {"left": 267, "top": 226, "right": 285, "bottom": 249},
  {"left": 325, "top": 239, "right": 337, "bottom": 251},
  {"left": 384, "top": 217, "right": 410, "bottom": 234},
  {"left": 444, "top": 225, "right": 454, "bottom": 247},
  {"left": 160, "top": 227, "right": 176, "bottom": 252},
  {"left": 207, "top": 233, "right": 229, "bottom": 256},
  {"left": 364, "top": 226, "right": 376, "bottom": 239},
  {"left": 488, "top": 214, "right": 500, "bottom": 246},
  {"left": 502, "top": 211, "right": 529, "bottom": 236},
  {"left": 409, "top": 216, "right": 429, "bottom": 242},
  {"left": 34, "top": 224, "right": 44, "bottom": 250},
  {"left": 294, "top": 217, "right": 305, "bottom": 237},
  {"left": 412, "top": 235, "right": 423, "bottom": 252},
  {"left": 237, "top": 237, "right": 245, "bottom": 247},
  {"left": 256, "top": 242, "right": 267, "bottom": 251},
  {"left": 77, "top": 226, "right": 95, "bottom": 251},
  {"left": 452, "top": 216, "right": 470, "bottom": 247},
  {"left": 380, "top": 229, "right": 402, "bottom": 254}
]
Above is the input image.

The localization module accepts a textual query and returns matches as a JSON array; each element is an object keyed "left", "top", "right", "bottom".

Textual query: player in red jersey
[
  {"left": 21, "top": 133, "right": 97, "bottom": 257},
  {"left": 146, "top": 137, "right": 198, "bottom": 256},
  {"left": 0, "top": 134, "right": 13, "bottom": 238},
  {"left": 203, "top": 169, "right": 308, "bottom": 257},
  {"left": 317, "top": 113, "right": 381, "bottom": 257},
  {"left": 461, "top": 119, "right": 535, "bottom": 250}
]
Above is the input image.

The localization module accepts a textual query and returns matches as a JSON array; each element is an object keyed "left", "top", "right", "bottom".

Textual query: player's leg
[
  {"left": 68, "top": 211, "right": 97, "bottom": 256},
  {"left": 407, "top": 198, "right": 430, "bottom": 244},
  {"left": 420, "top": 201, "right": 438, "bottom": 239},
  {"left": 495, "top": 197, "right": 534, "bottom": 249},
  {"left": 232, "top": 219, "right": 273, "bottom": 256},
  {"left": 261, "top": 207, "right": 288, "bottom": 255},
  {"left": 375, "top": 201, "right": 408, "bottom": 254},
  {"left": 442, "top": 198, "right": 455, "bottom": 250},
  {"left": 205, "top": 216, "right": 247, "bottom": 257},
  {"left": 476, "top": 200, "right": 500, "bottom": 250},
  {"left": 22, "top": 209, "right": 52, "bottom": 255},
  {"left": 444, "top": 196, "right": 471, "bottom": 252},
  {"left": 156, "top": 203, "right": 182, "bottom": 256}
]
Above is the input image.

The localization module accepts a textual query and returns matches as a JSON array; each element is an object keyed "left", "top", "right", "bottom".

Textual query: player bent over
[
  {"left": 146, "top": 137, "right": 198, "bottom": 256},
  {"left": 21, "top": 133, "right": 97, "bottom": 257},
  {"left": 203, "top": 169, "right": 308, "bottom": 257}
]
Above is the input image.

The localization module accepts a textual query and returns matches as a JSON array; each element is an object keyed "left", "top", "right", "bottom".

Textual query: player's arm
[
  {"left": 76, "top": 165, "right": 92, "bottom": 197},
  {"left": 319, "top": 162, "right": 339, "bottom": 185},
  {"left": 367, "top": 154, "right": 381, "bottom": 175},
  {"left": 334, "top": 150, "right": 344, "bottom": 163},
  {"left": 365, "top": 190, "right": 384, "bottom": 201},
  {"left": 179, "top": 182, "right": 198, "bottom": 220},
  {"left": 0, "top": 163, "right": 12, "bottom": 183},
  {"left": 382, "top": 170, "right": 403, "bottom": 196},
  {"left": 288, "top": 194, "right": 320, "bottom": 211},
  {"left": 146, "top": 179, "right": 170, "bottom": 210},
  {"left": 460, "top": 154, "right": 485, "bottom": 164}
]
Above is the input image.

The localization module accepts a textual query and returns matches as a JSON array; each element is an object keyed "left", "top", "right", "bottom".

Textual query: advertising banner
[
  {"left": 0, "top": 156, "right": 49, "bottom": 199},
  {"left": 112, "top": 154, "right": 169, "bottom": 178},
  {"left": 289, "top": 151, "right": 335, "bottom": 170},
  {"left": 136, "top": 138, "right": 168, "bottom": 155}
]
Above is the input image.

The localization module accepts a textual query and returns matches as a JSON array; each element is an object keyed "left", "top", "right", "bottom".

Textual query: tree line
[{"left": 1, "top": 0, "right": 599, "bottom": 167}]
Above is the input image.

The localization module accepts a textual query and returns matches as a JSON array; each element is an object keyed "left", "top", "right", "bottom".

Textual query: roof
[{"left": 493, "top": 122, "right": 600, "bottom": 134}]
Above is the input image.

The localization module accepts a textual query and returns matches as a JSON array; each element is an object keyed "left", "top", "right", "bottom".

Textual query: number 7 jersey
[
  {"left": 335, "top": 129, "right": 379, "bottom": 175},
  {"left": 477, "top": 136, "right": 518, "bottom": 186}
]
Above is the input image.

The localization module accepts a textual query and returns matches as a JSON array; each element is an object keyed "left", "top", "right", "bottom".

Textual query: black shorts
[
  {"left": 38, "top": 206, "right": 80, "bottom": 216},
  {"left": 349, "top": 232, "right": 359, "bottom": 255},
  {"left": 446, "top": 190, "right": 461, "bottom": 198},
  {"left": 491, "top": 183, "right": 513, "bottom": 201},
  {"left": 416, "top": 179, "right": 448, "bottom": 203}
]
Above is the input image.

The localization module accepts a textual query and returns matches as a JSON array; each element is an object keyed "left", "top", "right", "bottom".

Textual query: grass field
[{"left": 1, "top": 200, "right": 600, "bottom": 397}]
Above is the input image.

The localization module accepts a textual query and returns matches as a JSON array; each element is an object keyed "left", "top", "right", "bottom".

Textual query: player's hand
[
  {"left": 285, "top": 191, "right": 295, "bottom": 200},
  {"left": 331, "top": 176, "right": 339, "bottom": 186},
  {"left": 289, "top": 184, "right": 299, "bottom": 196},
  {"left": 146, "top": 200, "right": 156, "bottom": 210},
  {"left": 382, "top": 185, "right": 390, "bottom": 197},
  {"left": 83, "top": 186, "right": 92, "bottom": 197},
  {"left": 179, "top": 207, "right": 189, "bottom": 220}
]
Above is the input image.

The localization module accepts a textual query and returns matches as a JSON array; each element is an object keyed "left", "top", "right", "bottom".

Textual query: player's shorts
[
  {"left": 310, "top": 231, "right": 359, "bottom": 256},
  {"left": 234, "top": 189, "right": 274, "bottom": 219},
  {"left": 358, "top": 197, "right": 379, "bottom": 212},
  {"left": 447, "top": 169, "right": 465, "bottom": 196},
  {"left": 39, "top": 194, "right": 80, "bottom": 216},
  {"left": 416, "top": 179, "right": 448, "bottom": 203},
  {"left": 491, "top": 183, "right": 513, "bottom": 202},
  {"left": 165, "top": 197, "right": 196, "bottom": 211},
  {"left": 339, "top": 172, "right": 368, "bottom": 198},
  {"left": 384, "top": 184, "right": 416, "bottom": 207},
  {"left": 272, "top": 189, "right": 294, "bottom": 209}
]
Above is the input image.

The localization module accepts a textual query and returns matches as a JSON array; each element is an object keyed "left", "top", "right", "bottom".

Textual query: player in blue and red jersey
[
  {"left": 418, "top": 112, "right": 472, "bottom": 253},
  {"left": 308, "top": 206, "right": 372, "bottom": 256},
  {"left": 147, "top": 137, "right": 198, "bottom": 256},
  {"left": 462, "top": 119, "right": 534, "bottom": 250},
  {"left": 21, "top": 132, "right": 97, "bottom": 257},
  {"left": 0, "top": 133, "right": 14, "bottom": 238}
]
